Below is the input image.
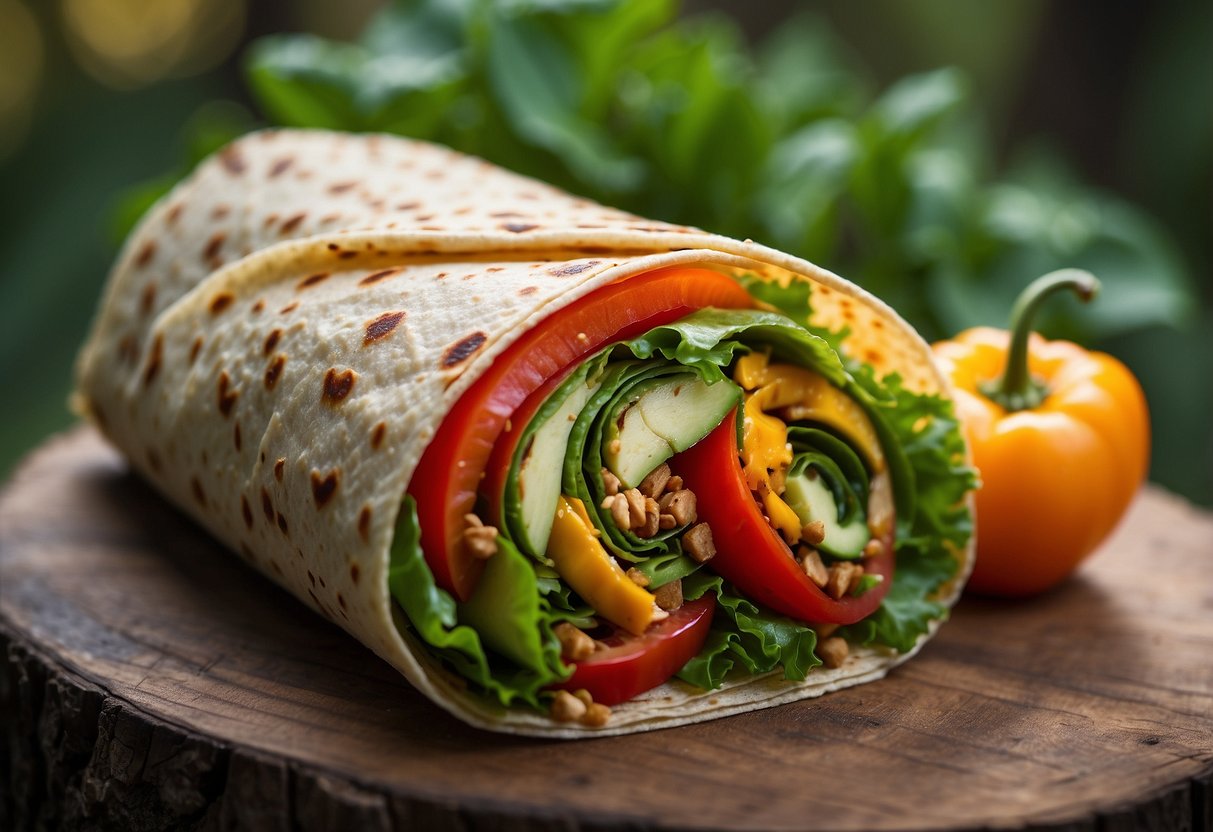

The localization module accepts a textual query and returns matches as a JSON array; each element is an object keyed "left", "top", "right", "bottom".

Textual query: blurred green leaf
[
  {"left": 869, "top": 67, "right": 968, "bottom": 142},
  {"left": 485, "top": 12, "right": 643, "bottom": 192},
  {"left": 754, "top": 15, "right": 870, "bottom": 133}
]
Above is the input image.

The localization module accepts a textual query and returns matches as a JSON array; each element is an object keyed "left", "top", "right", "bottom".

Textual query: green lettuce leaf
[
  {"left": 387, "top": 496, "right": 568, "bottom": 707},
  {"left": 678, "top": 572, "right": 821, "bottom": 689}
]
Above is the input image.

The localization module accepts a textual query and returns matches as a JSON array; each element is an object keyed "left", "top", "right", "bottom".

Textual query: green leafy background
[{"left": 1, "top": 0, "right": 1209, "bottom": 506}]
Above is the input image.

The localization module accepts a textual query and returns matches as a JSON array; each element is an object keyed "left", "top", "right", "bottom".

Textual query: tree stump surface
[{"left": 2, "top": 426, "right": 1211, "bottom": 832}]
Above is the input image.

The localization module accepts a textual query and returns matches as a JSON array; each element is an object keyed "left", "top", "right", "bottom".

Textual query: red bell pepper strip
[
  {"left": 673, "top": 409, "right": 894, "bottom": 624},
  {"left": 551, "top": 595, "right": 716, "bottom": 706},
  {"left": 408, "top": 268, "right": 755, "bottom": 601}
]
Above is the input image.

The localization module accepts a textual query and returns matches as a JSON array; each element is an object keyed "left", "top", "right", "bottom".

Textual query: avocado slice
[
  {"left": 515, "top": 377, "right": 600, "bottom": 555},
  {"left": 783, "top": 468, "right": 869, "bottom": 559},
  {"left": 603, "top": 374, "right": 740, "bottom": 488}
]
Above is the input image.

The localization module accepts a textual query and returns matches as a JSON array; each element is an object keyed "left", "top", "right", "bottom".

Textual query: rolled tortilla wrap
[{"left": 75, "top": 129, "right": 974, "bottom": 736}]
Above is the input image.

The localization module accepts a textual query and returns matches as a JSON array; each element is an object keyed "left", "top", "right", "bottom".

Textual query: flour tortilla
[{"left": 75, "top": 129, "right": 973, "bottom": 736}]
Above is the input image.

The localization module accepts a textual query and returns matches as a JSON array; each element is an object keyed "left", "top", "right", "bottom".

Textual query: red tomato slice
[
  {"left": 673, "top": 410, "right": 894, "bottom": 624},
  {"left": 552, "top": 595, "right": 716, "bottom": 706},
  {"left": 409, "top": 268, "right": 755, "bottom": 601}
]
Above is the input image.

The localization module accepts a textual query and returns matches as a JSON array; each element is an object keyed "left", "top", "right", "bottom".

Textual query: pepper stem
[{"left": 980, "top": 269, "right": 1101, "bottom": 412}]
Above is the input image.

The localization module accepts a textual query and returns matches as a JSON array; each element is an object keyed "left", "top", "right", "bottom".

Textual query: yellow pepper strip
[
  {"left": 546, "top": 496, "right": 656, "bottom": 635},
  {"left": 932, "top": 270, "right": 1149, "bottom": 597},
  {"left": 734, "top": 352, "right": 888, "bottom": 548},
  {"left": 736, "top": 351, "right": 885, "bottom": 473}
]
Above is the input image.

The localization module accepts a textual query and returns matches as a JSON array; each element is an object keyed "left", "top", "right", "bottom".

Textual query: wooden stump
[{"left": 2, "top": 426, "right": 1211, "bottom": 831}]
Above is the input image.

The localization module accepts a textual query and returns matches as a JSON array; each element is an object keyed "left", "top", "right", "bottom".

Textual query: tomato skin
[
  {"left": 552, "top": 596, "right": 716, "bottom": 706},
  {"left": 409, "top": 268, "right": 755, "bottom": 601},
  {"left": 673, "top": 410, "right": 893, "bottom": 625}
]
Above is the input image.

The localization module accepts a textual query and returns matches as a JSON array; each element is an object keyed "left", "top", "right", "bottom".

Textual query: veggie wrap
[{"left": 75, "top": 129, "right": 975, "bottom": 736}]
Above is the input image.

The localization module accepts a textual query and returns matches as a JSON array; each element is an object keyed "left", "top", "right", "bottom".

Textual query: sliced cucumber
[
  {"left": 783, "top": 468, "right": 869, "bottom": 559},
  {"left": 514, "top": 375, "right": 600, "bottom": 555},
  {"left": 604, "top": 374, "right": 740, "bottom": 487}
]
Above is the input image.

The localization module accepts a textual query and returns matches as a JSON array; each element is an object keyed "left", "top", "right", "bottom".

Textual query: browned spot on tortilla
[
  {"left": 338, "top": 251, "right": 357, "bottom": 260},
  {"left": 486, "top": 267, "right": 504, "bottom": 273},
  {"left": 279, "top": 301, "right": 298, "bottom": 315},
  {"left": 364, "top": 311, "right": 405, "bottom": 345},
  {"left": 211, "top": 205, "right": 230, "bottom": 220},
  {"left": 441, "top": 332, "right": 487, "bottom": 368},
  {"left": 203, "top": 232, "right": 226, "bottom": 262},
  {"left": 319, "top": 212, "right": 341, "bottom": 224},
  {"left": 502, "top": 222, "right": 538, "bottom": 233},
  {"left": 327, "top": 243, "right": 340, "bottom": 251},
  {"left": 350, "top": 563, "right": 361, "bottom": 584},
  {"left": 519, "top": 286, "right": 538, "bottom": 296},
  {"left": 251, "top": 299, "right": 265, "bottom": 314},
  {"left": 307, "top": 570, "right": 316, "bottom": 587},
  {"left": 322, "top": 368, "right": 357, "bottom": 405},
  {"left": 358, "top": 506, "right": 372, "bottom": 543},
  {"left": 219, "top": 145, "right": 245, "bottom": 175},
  {"left": 297, "top": 272, "right": 330, "bottom": 290},
  {"left": 317, "top": 575, "right": 325, "bottom": 588},
  {"left": 489, "top": 211, "right": 522, "bottom": 218},
  {"left": 263, "top": 213, "right": 279, "bottom": 229},
  {"left": 870, "top": 318, "right": 884, "bottom": 329},
  {"left": 337, "top": 593, "right": 347, "bottom": 612},
  {"left": 146, "top": 448, "right": 162, "bottom": 473},
  {"left": 864, "top": 349, "right": 882, "bottom": 365},
  {"left": 359, "top": 268, "right": 399, "bottom": 286},
  {"left": 263, "top": 329, "right": 281, "bottom": 356},
  {"left": 435, "top": 272, "right": 448, "bottom": 279},
  {"left": 210, "top": 293, "right": 235, "bottom": 314},
  {"left": 189, "top": 337, "right": 203, "bottom": 365},
  {"left": 269, "top": 156, "right": 294, "bottom": 178},
  {"left": 415, "top": 214, "right": 434, "bottom": 222},
  {"left": 277, "top": 512, "right": 289, "bottom": 535},
  {"left": 817, "top": 285, "right": 832, "bottom": 295},
  {"left": 135, "top": 241, "right": 156, "bottom": 269},
  {"left": 191, "top": 477, "right": 206, "bottom": 507},
  {"left": 274, "top": 458, "right": 285, "bottom": 482},
  {"left": 279, "top": 212, "right": 307, "bottom": 234},
  {"left": 370, "top": 422, "right": 386, "bottom": 450},
  {"left": 241, "top": 495, "right": 253, "bottom": 529},
  {"left": 396, "top": 201, "right": 419, "bottom": 211},
  {"left": 217, "top": 371, "right": 239, "bottom": 417},
  {"left": 328, "top": 181, "right": 357, "bottom": 194},
  {"left": 233, "top": 421, "right": 242, "bottom": 451},
  {"left": 550, "top": 261, "right": 599, "bottom": 277},
  {"left": 143, "top": 334, "right": 163, "bottom": 387},
  {"left": 166, "top": 203, "right": 183, "bottom": 226},
  {"left": 265, "top": 354, "right": 286, "bottom": 390},
  {"left": 310, "top": 469, "right": 339, "bottom": 508}
]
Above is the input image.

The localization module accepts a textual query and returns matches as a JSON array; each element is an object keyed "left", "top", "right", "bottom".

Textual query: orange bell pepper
[{"left": 932, "top": 270, "right": 1150, "bottom": 597}]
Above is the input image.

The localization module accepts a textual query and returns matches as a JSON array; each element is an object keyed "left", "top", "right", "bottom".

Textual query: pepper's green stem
[{"left": 980, "top": 269, "right": 1100, "bottom": 412}]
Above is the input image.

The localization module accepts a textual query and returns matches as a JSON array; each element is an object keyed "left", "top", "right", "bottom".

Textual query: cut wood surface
[{"left": 2, "top": 426, "right": 1211, "bottom": 832}]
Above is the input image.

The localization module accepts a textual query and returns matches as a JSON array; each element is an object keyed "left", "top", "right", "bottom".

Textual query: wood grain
[{"left": 2, "top": 426, "right": 1211, "bottom": 831}]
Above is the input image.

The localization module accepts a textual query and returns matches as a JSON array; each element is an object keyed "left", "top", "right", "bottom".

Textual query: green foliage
[{"left": 242, "top": 0, "right": 1194, "bottom": 342}]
